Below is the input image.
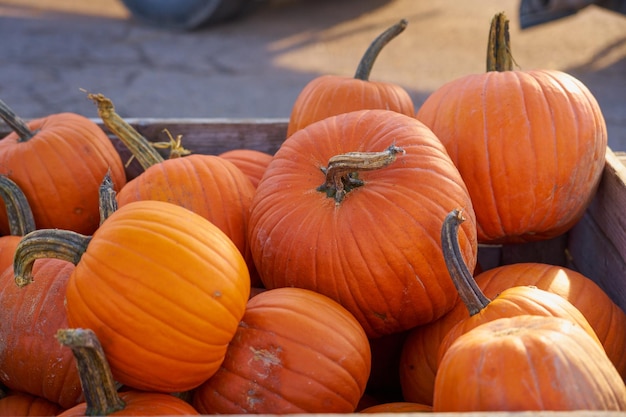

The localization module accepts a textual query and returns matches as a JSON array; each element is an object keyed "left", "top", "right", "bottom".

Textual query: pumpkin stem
[
  {"left": 99, "top": 171, "right": 118, "bottom": 226},
  {"left": 14, "top": 229, "right": 91, "bottom": 288},
  {"left": 0, "top": 98, "right": 35, "bottom": 142},
  {"left": 85, "top": 92, "right": 164, "bottom": 170},
  {"left": 354, "top": 19, "right": 408, "bottom": 81},
  {"left": 317, "top": 145, "right": 404, "bottom": 204},
  {"left": 56, "top": 328, "right": 126, "bottom": 416},
  {"left": 441, "top": 208, "right": 490, "bottom": 315},
  {"left": 0, "top": 175, "right": 36, "bottom": 236},
  {"left": 486, "top": 12, "right": 514, "bottom": 72}
]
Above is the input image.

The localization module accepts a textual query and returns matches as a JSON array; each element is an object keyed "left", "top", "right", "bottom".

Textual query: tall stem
[
  {"left": 354, "top": 19, "right": 408, "bottom": 80},
  {"left": 486, "top": 12, "right": 513, "bottom": 72},
  {"left": 0, "top": 98, "right": 35, "bottom": 142},
  {"left": 0, "top": 175, "right": 35, "bottom": 236},
  {"left": 14, "top": 229, "right": 91, "bottom": 288},
  {"left": 56, "top": 328, "right": 126, "bottom": 416},
  {"left": 86, "top": 92, "right": 164, "bottom": 170},
  {"left": 441, "top": 208, "right": 490, "bottom": 315}
]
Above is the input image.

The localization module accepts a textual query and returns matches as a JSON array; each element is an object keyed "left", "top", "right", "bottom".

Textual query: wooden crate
[{"left": 2, "top": 119, "right": 625, "bottom": 416}]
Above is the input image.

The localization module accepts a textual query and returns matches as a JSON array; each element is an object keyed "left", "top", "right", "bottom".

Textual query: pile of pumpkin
[{"left": 0, "top": 12, "right": 624, "bottom": 416}]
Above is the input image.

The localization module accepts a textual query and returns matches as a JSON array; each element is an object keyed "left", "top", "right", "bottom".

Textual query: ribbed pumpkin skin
[
  {"left": 399, "top": 262, "right": 626, "bottom": 406},
  {"left": 248, "top": 109, "right": 476, "bottom": 338},
  {"left": 433, "top": 316, "right": 626, "bottom": 411},
  {"left": 0, "top": 113, "right": 127, "bottom": 235},
  {"left": 58, "top": 391, "right": 200, "bottom": 416},
  {"left": 116, "top": 154, "right": 256, "bottom": 281},
  {"left": 65, "top": 200, "right": 250, "bottom": 393},
  {"left": 219, "top": 149, "right": 273, "bottom": 188},
  {"left": 0, "top": 392, "right": 63, "bottom": 416},
  {"left": 416, "top": 70, "right": 607, "bottom": 243},
  {"left": 286, "top": 75, "right": 415, "bottom": 137},
  {"left": 192, "top": 287, "right": 371, "bottom": 414},
  {"left": 0, "top": 260, "right": 82, "bottom": 409}
]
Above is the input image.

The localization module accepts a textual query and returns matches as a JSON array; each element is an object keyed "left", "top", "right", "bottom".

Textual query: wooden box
[{"left": 2, "top": 118, "right": 625, "bottom": 416}]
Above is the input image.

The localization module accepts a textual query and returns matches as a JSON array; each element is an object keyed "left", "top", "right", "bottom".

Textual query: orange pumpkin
[
  {"left": 219, "top": 148, "right": 273, "bottom": 188},
  {"left": 14, "top": 200, "right": 250, "bottom": 393},
  {"left": 0, "top": 98, "right": 126, "bottom": 235},
  {"left": 400, "top": 261, "right": 626, "bottom": 405},
  {"left": 433, "top": 315, "right": 626, "bottom": 411},
  {"left": 286, "top": 20, "right": 415, "bottom": 137},
  {"left": 192, "top": 287, "right": 371, "bottom": 413},
  {"left": 415, "top": 13, "right": 606, "bottom": 243},
  {"left": 0, "top": 259, "right": 82, "bottom": 409},
  {"left": 436, "top": 209, "right": 601, "bottom": 362},
  {"left": 0, "top": 391, "right": 63, "bottom": 416},
  {"left": 248, "top": 109, "right": 476, "bottom": 337}
]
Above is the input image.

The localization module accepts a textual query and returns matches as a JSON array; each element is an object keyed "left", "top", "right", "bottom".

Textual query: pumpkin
[
  {"left": 433, "top": 315, "right": 626, "bottom": 411},
  {"left": 415, "top": 13, "right": 607, "bottom": 243},
  {"left": 286, "top": 20, "right": 415, "bottom": 137},
  {"left": 13, "top": 199, "right": 250, "bottom": 393},
  {"left": 191, "top": 287, "right": 371, "bottom": 414},
  {"left": 89, "top": 93, "right": 259, "bottom": 285},
  {"left": 0, "top": 259, "right": 82, "bottom": 409},
  {"left": 399, "top": 261, "right": 626, "bottom": 405},
  {"left": 219, "top": 148, "right": 273, "bottom": 188},
  {"left": 56, "top": 328, "right": 199, "bottom": 417},
  {"left": 436, "top": 208, "right": 601, "bottom": 362},
  {"left": 360, "top": 402, "right": 432, "bottom": 413},
  {"left": 248, "top": 109, "right": 476, "bottom": 337},
  {"left": 0, "top": 391, "right": 63, "bottom": 416},
  {"left": 0, "top": 98, "right": 127, "bottom": 235}
]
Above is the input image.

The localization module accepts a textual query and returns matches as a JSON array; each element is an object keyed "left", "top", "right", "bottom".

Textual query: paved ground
[{"left": 0, "top": 0, "right": 625, "bottom": 149}]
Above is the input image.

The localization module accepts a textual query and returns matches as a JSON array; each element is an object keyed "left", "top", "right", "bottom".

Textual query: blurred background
[{"left": 0, "top": 0, "right": 625, "bottom": 149}]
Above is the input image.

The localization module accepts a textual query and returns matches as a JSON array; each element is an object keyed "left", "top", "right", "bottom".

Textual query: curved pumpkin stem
[
  {"left": 354, "top": 19, "right": 408, "bottom": 81},
  {"left": 86, "top": 92, "right": 164, "bottom": 170},
  {"left": 317, "top": 145, "right": 404, "bottom": 204},
  {"left": 56, "top": 328, "right": 126, "bottom": 415},
  {"left": 0, "top": 98, "right": 35, "bottom": 142},
  {"left": 14, "top": 229, "right": 91, "bottom": 288},
  {"left": 0, "top": 175, "right": 35, "bottom": 236},
  {"left": 486, "top": 12, "right": 514, "bottom": 72},
  {"left": 99, "top": 171, "right": 118, "bottom": 226},
  {"left": 441, "top": 208, "right": 490, "bottom": 315}
]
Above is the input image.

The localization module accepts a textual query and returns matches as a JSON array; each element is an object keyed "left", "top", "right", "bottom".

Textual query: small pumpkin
[
  {"left": 192, "top": 287, "right": 371, "bottom": 414},
  {"left": 248, "top": 109, "right": 476, "bottom": 337},
  {"left": 433, "top": 315, "right": 626, "bottom": 411},
  {"left": 415, "top": 13, "right": 607, "bottom": 243},
  {"left": 0, "top": 259, "right": 81, "bottom": 409},
  {"left": 13, "top": 199, "right": 250, "bottom": 393},
  {"left": 436, "top": 208, "right": 601, "bottom": 361},
  {"left": 0, "top": 98, "right": 126, "bottom": 235},
  {"left": 399, "top": 261, "right": 626, "bottom": 405},
  {"left": 219, "top": 148, "right": 273, "bottom": 188},
  {"left": 56, "top": 328, "right": 199, "bottom": 417},
  {"left": 0, "top": 391, "right": 63, "bottom": 417},
  {"left": 286, "top": 20, "right": 415, "bottom": 137}
]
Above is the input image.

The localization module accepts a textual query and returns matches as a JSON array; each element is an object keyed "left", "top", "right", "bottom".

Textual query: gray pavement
[{"left": 1, "top": 0, "right": 625, "bottom": 149}]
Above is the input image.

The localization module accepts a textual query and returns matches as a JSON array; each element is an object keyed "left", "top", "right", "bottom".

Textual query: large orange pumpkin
[
  {"left": 14, "top": 200, "right": 250, "bottom": 393},
  {"left": 248, "top": 109, "right": 476, "bottom": 337},
  {"left": 433, "top": 315, "right": 626, "bottom": 411},
  {"left": 0, "top": 98, "right": 126, "bottom": 235},
  {"left": 415, "top": 13, "right": 607, "bottom": 243},
  {"left": 286, "top": 20, "right": 415, "bottom": 137},
  {"left": 192, "top": 287, "right": 371, "bottom": 413}
]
